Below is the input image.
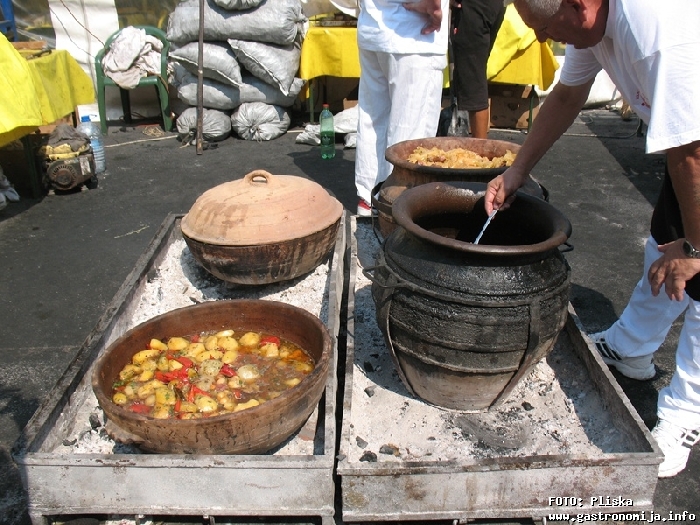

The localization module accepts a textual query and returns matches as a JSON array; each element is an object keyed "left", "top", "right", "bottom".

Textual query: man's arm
[
  {"left": 485, "top": 79, "right": 594, "bottom": 214},
  {"left": 648, "top": 140, "right": 700, "bottom": 300}
]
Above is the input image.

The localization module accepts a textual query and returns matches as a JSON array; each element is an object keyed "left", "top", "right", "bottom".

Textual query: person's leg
[
  {"left": 468, "top": 108, "right": 491, "bottom": 139},
  {"left": 355, "top": 49, "right": 391, "bottom": 207},
  {"left": 385, "top": 53, "right": 445, "bottom": 150},
  {"left": 451, "top": 0, "right": 504, "bottom": 138},
  {"left": 658, "top": 302, "right": 700, "bottom": 428},
  {"left": 603, "top": 236, "right": 688, "bottom": 357},
  {"left": 653, "top": 301, "right": 700, "bottom": 477}
]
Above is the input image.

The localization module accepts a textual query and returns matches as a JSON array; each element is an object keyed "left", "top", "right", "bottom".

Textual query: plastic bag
[
  {"left": 295, "top": 106, "right": 358, "bottom": 146},
  {"left": 231, "top": 102, "right": 291, "bottom": 141},
  {"left": 176, "top": 107, "right": 232, "bottom": 142},
  {"left": 170, "top": 42, "right": 242, "bottom": 86},
  {"left": 228, "top": 38, "right": 301, "bottom": 96}
]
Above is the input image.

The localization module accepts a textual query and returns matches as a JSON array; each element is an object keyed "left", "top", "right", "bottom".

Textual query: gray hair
[{"left": 504, "top": 0, "right": 562, "bottom": 18}]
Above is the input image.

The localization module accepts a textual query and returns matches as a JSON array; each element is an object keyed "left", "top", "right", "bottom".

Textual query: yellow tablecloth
[
  {"left": 487, "top": 4, "right": 557, "bottom": 90},
  {"left": 299, "top": 26, "right": 361, "bottom": 80},
  {"left": 0, "top": 34, "right": 95, "bottom": 148},
  {"left": 299, "top": 5, "right": 558, "bottom": 91}
]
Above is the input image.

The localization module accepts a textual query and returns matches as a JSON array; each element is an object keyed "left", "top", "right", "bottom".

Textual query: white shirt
[
  {"left": 559, "top": 0, "right": 700, "bottom": 154},
  {"left": 357, "top": 0, "right": 449, "bottom": 55}
]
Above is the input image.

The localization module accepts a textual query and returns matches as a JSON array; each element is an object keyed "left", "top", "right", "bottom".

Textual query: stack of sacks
[{"left": 167, "top": 0, "right": 306, "bottom": 141}]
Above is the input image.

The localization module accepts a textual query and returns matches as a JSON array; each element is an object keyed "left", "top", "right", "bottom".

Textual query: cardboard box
[{"left": 488, "top": 83, "right": 540, "bottom": 130}]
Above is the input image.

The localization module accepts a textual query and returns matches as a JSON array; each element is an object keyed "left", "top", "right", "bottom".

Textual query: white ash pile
[
  {"left": 62, "top": 237, "right": 331, "bottom": 456},
  {"left": 346, "top": 222, "right": 632, "bottom": 463}
]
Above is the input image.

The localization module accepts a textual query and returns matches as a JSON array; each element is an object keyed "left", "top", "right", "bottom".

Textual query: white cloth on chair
[{"left": 102, "top": 26, "right": 163, "bottom": 89}]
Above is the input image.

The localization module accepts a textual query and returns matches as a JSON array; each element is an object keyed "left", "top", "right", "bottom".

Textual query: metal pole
[{"left": 196, "top": 0, "right": 205, "bottom": 154}]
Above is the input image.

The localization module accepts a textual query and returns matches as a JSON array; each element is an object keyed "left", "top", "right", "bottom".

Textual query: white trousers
[
  {"left": 605, "top": 236, "right": 700, "bottom": 429},
  {"left": 354, "top": 49, "right": 446, "bottom": 204}
]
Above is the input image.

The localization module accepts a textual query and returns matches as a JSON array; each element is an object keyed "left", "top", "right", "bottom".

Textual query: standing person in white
[
  {"left": 354, "top": 0, "right": 449, "bottom": 216},
  {"left": 484, "top": 0, "right": 700, "bottom": 478}
]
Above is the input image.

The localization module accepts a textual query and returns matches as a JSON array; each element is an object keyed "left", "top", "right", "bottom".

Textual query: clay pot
[
  {"left": 375, "top": 137, "right": 545, "bottom": 238},
  {"left": 181, "top": 170, "right": 343, "bottom": 285},
  {"left": 369, "top": 182, "right": 571, "bottom": 411},
  {"left": 92, "top": 300, "right": 332, "bottom": 454}
]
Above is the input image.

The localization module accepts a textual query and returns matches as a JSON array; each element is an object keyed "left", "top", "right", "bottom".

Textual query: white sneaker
[
  {"left": 651, "top": 419, "right": 700, "bottom": 477},
  {"left": 589, "top": 331, "right": 655, "bottom": 380}
]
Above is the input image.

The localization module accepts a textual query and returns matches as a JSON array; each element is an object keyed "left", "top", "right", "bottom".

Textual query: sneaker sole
[{"left": 600, "top": 357, "right": 656, "bottom": 380}]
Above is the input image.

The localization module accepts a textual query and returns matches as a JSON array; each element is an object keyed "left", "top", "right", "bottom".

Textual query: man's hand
[
  {"left": 484, "top": 168, "right": 527, "bottom": 214},
  {"left": 403, "top": 0, "right": 442, "bottom": 34},
  {"left": 648, "top": 239, "right": 700, "bottom": 301}
]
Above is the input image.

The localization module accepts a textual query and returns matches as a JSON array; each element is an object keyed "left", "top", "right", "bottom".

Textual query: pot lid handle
[{"left": 244, "top": 170, "right": 276, "bottom": 186}]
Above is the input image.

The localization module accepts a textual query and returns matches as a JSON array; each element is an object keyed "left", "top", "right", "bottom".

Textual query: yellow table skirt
[{"left": 0, "top": 34, "right": 95, "bottom": 148}]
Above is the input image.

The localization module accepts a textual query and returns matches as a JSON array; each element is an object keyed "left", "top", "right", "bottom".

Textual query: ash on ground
[
  {"left": 63, "top": 237, "right": 331, "bottom": 456},
  {"left": 346, "top": 221, "right": 632, "bottom": 463}
]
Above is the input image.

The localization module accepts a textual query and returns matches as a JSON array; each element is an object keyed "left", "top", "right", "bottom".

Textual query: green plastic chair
[{"left": 95, "top": 25, "right": 173, "bottom": 134}]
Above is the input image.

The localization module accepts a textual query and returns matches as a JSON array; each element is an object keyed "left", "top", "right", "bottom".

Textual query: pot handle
[
  {"left": 244, "top": 170, "right": 275, "bottom": 185},
  {"left": 362, "top": 264, "right": 406, "bottom": 291},
  {"left": 560, "top": 241, "right": 574, "bottom": 253}
]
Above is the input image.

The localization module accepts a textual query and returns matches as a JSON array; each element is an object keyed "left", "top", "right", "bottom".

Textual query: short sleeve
[{"left": 559, "top": 45, "right": 602, "bottom": 87}]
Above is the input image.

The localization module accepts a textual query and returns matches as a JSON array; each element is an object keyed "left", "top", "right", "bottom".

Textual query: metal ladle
[{"left": 474, "top": 209, "right": 497, "bottom": 244}]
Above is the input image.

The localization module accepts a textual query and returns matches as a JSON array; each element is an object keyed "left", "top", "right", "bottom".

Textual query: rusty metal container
[
  {"left": 181, "top": 170, "right": 344, "bottom": 285},
  {"left": 92, "top": 299, "right": 332, "bottom": 454},
  {"left": 375, "top": 137, "right": 547, "bottom": 237},
  {"left": 369, "top": 182, "right": 572, "bottom": 410}
]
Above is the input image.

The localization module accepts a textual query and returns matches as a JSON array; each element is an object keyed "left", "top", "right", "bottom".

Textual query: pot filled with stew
[
  {"left": 181, "top": 170, "right": 343, "bottom": 285},
  {"left": 369, "top": 181, "right": 571, "bottom": 411},
  {"left": 92, "top": 299, "right": 332, "bottom": 454},
  {"left": 375, "top": 137, "right": 546, "bottom": 237}
]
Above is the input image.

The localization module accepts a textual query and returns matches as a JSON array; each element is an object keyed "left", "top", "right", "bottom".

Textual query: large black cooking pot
[{"left": 369, "top": 181, "right": 572, "bottom": 411}]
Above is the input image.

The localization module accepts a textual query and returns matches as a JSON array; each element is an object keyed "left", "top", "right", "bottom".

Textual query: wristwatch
[{"left": 682, "top": 239, "right": 700, "bottom": 258}]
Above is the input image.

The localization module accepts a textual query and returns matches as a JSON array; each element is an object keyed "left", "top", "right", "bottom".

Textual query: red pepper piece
[
  {"left": 174, "top": 398, "right": 182, "bottom": 412},
  {"left": 220, "top": 364, "right": 237, "bottom": 377},
  {"left": 187, "top": 386, "right": 195, "bottom": 403},
  {"left": 191, "top": 385, "right": 211, "bottom": 398},
  {"left": 260, "top": 335, "right": 281, "bottom": 346},
  {"left": 190, "top": 334, "right": 200, "bottom": 343},
  {"left": 174, "top": 356, "right": 195, "bottom": 369},
  {"left": 233, "top": 390, "right": 243, "bottom": 400},
  {"left": 129, "top": 403, "right": 151, "bottom": 414}
]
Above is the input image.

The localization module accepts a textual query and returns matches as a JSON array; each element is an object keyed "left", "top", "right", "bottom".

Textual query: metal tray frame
[
  {"left": 12, "top": 213, "right": 347, "bottom": 525},
  {"left": 338, "top": 216, "right": 662, "bottom": 523}
]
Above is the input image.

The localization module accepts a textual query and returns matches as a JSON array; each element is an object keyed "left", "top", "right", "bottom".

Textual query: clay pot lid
[{"left": 181, "top": 170, "right": 343, "bottom": 245}]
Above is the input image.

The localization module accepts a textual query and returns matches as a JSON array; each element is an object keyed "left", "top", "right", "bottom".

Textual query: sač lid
[{"left": 181, "top": 170, "right": 343, "bottom": 245}]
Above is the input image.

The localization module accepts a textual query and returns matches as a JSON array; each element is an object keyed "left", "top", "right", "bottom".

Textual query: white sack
[
  {"left": 167, "top": 0, "right": 305, "bottom": 46},
  {"left": 228, "top": 39, "right": 301, "bottom": 96},
  {"left": 176, "top": 107, "right": 232, "bottom": 142},
  {"left": 212, "top": 0, "right": 264, "bottom": 10},
  {"left": 169, "top": 42, "right": 242, "bottom": 86},
  {"left": 231, "top": 102, "right": 291, "bottom": 141},
  {"left": 177, "top": 71, "right": 304, "bottom": 110}
]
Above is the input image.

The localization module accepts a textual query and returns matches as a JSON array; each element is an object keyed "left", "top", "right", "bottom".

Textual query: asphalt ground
[{"left": 0, "top": 107, "right": 698, "bottom": 524}]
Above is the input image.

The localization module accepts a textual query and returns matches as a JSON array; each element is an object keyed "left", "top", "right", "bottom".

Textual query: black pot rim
[{"left": 391, "top": 181, "right": 572, "bottom": 256}]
